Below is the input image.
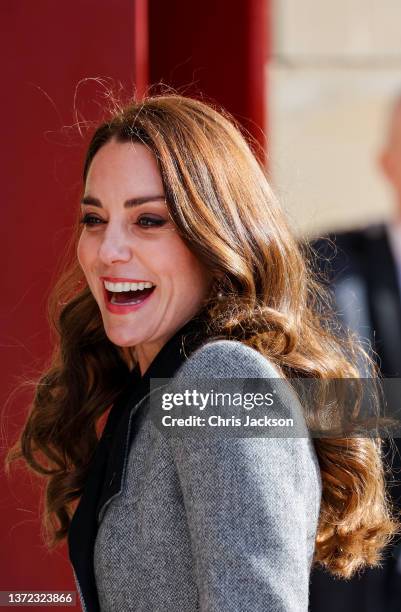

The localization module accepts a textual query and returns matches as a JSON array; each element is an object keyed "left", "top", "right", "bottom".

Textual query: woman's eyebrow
[{"left": 80, "top": 195, "right": 166, "bottom": 208}]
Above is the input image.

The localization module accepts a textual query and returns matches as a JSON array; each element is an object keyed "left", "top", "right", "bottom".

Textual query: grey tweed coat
[{"left": 88, "top": 338, "right": 322, "bottom": 612}]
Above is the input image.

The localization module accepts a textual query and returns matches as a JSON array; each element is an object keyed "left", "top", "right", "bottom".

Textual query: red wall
[
  {"left": 149, "top": 0, "right": 269, "bottom": 160},
  {"left": 1, "top": 0, "right": 269, "bottom": 607}
]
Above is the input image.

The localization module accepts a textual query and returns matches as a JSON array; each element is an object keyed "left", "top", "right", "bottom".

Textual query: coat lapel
[{"left": 68, "top": 381, "right": 137, "bottom": 612}]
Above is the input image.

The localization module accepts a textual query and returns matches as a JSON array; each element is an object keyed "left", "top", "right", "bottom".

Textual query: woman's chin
[{"left": 103, "top": 326, "right": 142, "bottom": 348}]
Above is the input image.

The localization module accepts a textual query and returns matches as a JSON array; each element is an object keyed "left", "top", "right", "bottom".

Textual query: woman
[{"left": 6, "top": 94, "right": 398, "bottom": 611}]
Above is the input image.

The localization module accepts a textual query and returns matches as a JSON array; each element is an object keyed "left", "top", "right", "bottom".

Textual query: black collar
[
  {"left": 68, "top": 315, "right": 208, "bottom": 612},
  {"left": 96, "top": 315, "right": 209, "bottom": 521}
]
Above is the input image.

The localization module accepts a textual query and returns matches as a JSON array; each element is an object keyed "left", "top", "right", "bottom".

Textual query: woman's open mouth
[{"left": 102, "top": 279, "right": 156, "bottom": 314}]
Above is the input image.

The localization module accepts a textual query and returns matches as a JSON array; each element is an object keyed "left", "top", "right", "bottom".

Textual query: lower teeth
[
  {"left": 110, "top": 295, "right": 145, "bottom": 305},
  {"left": 108, "top": 286, "right": 155, "bottom": 306}
]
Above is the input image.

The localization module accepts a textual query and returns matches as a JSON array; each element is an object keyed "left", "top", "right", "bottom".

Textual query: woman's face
[{"left": 77, "top": 138, "right": 212, "bottom": 370}]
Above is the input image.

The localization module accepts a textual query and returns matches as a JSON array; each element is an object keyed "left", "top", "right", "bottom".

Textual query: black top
[{"left": 68, "top": 315, "right": 209, "bottom": 612}]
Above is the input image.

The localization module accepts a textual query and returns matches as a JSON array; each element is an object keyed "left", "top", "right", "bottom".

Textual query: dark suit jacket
[{"left": 309, "top": 223, "right": 401, "bottom": 612}]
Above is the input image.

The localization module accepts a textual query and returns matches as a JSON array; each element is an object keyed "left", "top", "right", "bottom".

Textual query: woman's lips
[{"left": 102, "top": 284, "right": 156, "bottom": 314}]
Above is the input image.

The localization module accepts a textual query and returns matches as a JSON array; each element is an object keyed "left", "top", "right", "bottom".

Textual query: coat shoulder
[
  {"left": 178, "top": 338, "right": 282, "bottom": 379},
  {"left": 174, "top": 339, "right": 312, "bottom": 438}
]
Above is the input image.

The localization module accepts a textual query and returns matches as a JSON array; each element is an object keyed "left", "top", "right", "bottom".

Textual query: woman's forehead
[{"left": 85, "top": 140, "right": 164, "bottom": 198}]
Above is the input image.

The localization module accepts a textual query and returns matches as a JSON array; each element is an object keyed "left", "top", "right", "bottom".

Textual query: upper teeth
[{"left": 104, "top": 280, "right": 154, "bottom": 292}]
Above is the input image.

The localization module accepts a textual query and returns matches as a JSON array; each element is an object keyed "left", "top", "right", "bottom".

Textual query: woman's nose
[{"left": 98, "top": 226, "right": 132, "bottom": 264}]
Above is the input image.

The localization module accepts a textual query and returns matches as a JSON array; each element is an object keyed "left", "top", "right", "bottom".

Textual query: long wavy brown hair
[{"left": 5, "top": 93, "right": 399, "bottom": 578}]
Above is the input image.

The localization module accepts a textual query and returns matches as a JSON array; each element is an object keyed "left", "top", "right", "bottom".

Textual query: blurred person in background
[{"left": 309, "top": 94, "right": 401, "bottom": 612}]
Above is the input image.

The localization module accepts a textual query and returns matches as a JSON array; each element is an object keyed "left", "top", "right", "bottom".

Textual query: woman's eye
[
  {"left": 136, "top": 216, "right": 166, "bottom": 228},
  {"left": 78, "top": 214, "right": 167, "bottom": 230},
  {"left": 79, "top": 214, "right": 105, "bottom": 227}
]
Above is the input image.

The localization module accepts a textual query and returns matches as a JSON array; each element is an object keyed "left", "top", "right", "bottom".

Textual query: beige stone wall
[{"left": 268, "top": 0, "right": 401, "bottom": 237}]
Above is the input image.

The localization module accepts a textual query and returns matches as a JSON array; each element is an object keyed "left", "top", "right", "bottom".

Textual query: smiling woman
[{"left": 5, "top": 94, "right": 399, "bottom": 612}]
